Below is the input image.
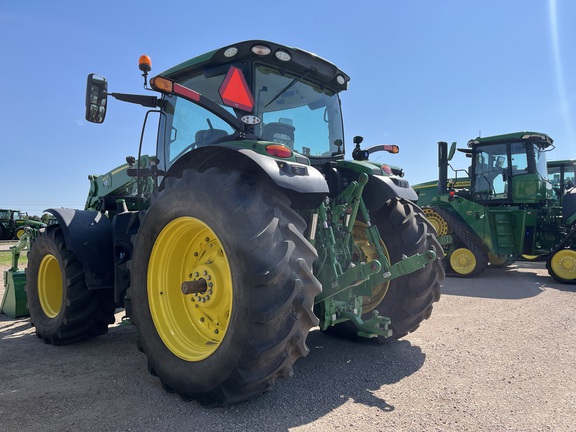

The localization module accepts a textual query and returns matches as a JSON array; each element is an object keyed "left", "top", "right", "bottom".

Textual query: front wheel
[
  {"left": 546, "top": 249, "right": 576, "bottom": 283},
  {"left": 26, "top": 226, "right": 116, "bottom": 344},
  {"left": 130, "top": 168, "right": 321, "bottom": 405},
  {"left": 15, "top": 226, "right": 27, "bottom": 239}
]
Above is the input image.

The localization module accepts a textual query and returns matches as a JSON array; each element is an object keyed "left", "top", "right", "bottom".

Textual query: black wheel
[
  {"left": 25, "top": 226, "right": 116, "bottom": 344},
  {"left": 130, "top": 168, "right": 321, "bottom": 405},
  {"left": 326, "top": 198, "right": 444, "bottom": 341},
  {"left": 369, "top": 198, "right": 443, "bottom": 339}
]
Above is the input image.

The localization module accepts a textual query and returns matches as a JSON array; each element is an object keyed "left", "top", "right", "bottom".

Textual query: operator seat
[
  {"left": 195, "top": 129, "right": 229, "bottom": 147},
  {"left": 262, "top": 118, "right": 295, "bottom": 149}
]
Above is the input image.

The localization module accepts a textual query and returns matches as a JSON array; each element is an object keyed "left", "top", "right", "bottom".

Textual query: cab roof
[
  {"left": 157, "top": 40, "right": 350, "bottom": 93},
  {"left": 467, "top": 131, "right": 554, "bottom": 148}
]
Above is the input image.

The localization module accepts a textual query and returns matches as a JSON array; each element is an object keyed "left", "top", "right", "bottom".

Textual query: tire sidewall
[
  {"left": 131, "top": 171, "right": 259, "bottom": 392},
  {"left": 26, "top": 228, "right": 67, "bottom": 334}
]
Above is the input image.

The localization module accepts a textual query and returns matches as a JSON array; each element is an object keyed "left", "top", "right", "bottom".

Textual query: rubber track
[{"left": 430, "top": 206, "right": 489, "bottom": 277}]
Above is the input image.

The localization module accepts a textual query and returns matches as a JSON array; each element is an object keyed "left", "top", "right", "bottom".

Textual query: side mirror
[
  {"left": 85, "top": 73, "right": 108, "bottom": 123},
  {"left": 448, "top": 141, "right": 457, "bottom": 161}
]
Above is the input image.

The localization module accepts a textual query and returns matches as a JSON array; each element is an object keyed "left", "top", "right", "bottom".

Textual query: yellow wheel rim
[
  {"left": 148, "top": 217, "right": 232, "bottom": 361},
  {"left": 15, "top": 228, "right": 26, "bottom": 239},
  {"left": 352, "top": 221, "right": 390, "bottom": 313},
  {"left": 550, "top": 249, "right": 576, "bottom": 281},
  {"left": 38, "top": 254, "right": 63, "bottom": 318},
  {"left": 423, "top": 208, "right": 448, "bottom": 236},
  {"left": 522, "top": 254, "right": 540, "bottom": 261},
  {"left": 450, "top": 248, "right": 477, "bottom": 275}
]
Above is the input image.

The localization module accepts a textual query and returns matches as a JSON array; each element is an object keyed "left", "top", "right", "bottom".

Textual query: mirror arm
[{"left": 110, "top": 92, "right": 159, "bottom": 108}]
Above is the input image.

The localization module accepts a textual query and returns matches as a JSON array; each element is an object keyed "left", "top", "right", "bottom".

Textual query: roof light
[
  {"left": 266, "top": 144, "right": 292, "bottom": 158},
  {"left": 219, "top": 66, "right": 254, "bottom": 112},
  {"left": 251, "top": 44, "right": 271, "bottom": 56},
  {"left": 274, "top": 50, "right": 291, "bottom": 61},
  {"left": 336, "top": 75, "right": 346, "bottom": 85},
  {"left": 224, "top": 46, "right": 238, "bottom": 58},
  {"left": 139, "top": 55, "right": 152, "bottom": 73}
]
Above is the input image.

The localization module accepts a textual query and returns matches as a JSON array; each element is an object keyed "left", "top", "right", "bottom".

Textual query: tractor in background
[
  {"left": 547, "top": 159, "right": 576, "bottom": 205},
  {"left": 415, "top": 132, "right": 576, "bottom": 282},
  {"left": 0, "top": 209, "right": 45, "bottom": 240},
  {"left": 24, "top": 40, "right": 443, "bottom": 405}
]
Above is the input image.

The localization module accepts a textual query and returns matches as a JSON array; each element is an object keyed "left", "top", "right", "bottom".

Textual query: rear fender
[
  {"left": 46, "top": 208, "right": 114, "bottom": 290},
  {"left": 363, "top": 175, "right": 418, "bottom": 211},
  {"left": 165, "top": 146, "right": 329, "bottom": 208}
]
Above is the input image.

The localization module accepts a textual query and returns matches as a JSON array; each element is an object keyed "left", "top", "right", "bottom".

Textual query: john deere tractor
[
  {"left": 416, "top": 132, "right": 576, "bottom": 282},
  {"left": 25, "top": 40, "right": 443, "bottom": 405},
  {"left": 0, "top": 209, "right": 45, "bottom": 240}
]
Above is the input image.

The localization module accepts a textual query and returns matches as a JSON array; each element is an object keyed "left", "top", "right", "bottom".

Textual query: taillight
[
  {"left": 266, "top": 144, "right": 292, "bottom": 158},
  {"left": 381, "top": 164, "right": 393, "bottom": 174}
]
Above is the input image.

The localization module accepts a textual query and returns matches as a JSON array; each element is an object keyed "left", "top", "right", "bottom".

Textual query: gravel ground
[{"left": 1, "top": 260, "right": 575, "bottom": 431}]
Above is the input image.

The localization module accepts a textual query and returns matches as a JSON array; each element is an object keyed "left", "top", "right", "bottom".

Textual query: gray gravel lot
[{"left": 1, "top": 260, "right": 575, "bottom": 431}]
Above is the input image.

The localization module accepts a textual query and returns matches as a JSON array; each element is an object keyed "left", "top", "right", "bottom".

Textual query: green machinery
[
  {"left": 547, "top": 159, "right": 576, "bottom": 205},
  {"left": 1, "top": 232, "right": 32, "bottom": 318},
  {"left": 415, "top": 132, "right": 576, "bottom": 282},
  {"left": 24, "top": 41, "right": 444, "bottom": 405},
  {"left": 0, "top": 209, "right": 45, "bottom": 240}
]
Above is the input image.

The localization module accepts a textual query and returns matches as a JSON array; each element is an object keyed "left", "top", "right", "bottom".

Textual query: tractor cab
[
  {"left": 467, "top": 132, "right": 553, "bottom": 204},
  {"left": 149, "top": 41, "right": 350, "bottom": 177},
  {"left": 547, "top": 159, "right": 576, "bottom": 204},
  {"left": 86, "top": 40, "right": 409, "bottom": 207}
]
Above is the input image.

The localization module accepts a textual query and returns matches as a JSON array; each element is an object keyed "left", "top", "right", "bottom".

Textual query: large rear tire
[
  {"left": 370, "top": 198, "right": 444, "bottom": 339},
  {"left": 326, "top": 198, "right": 443, "bottom": 341},
  {"left": 130, "top": 168, "right": 321, "bottom": 405},
  {"left": 25, "top": 226, "right": 116, "bottom": 344}
]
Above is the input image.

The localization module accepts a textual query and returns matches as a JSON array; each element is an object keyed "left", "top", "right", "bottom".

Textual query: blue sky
[{"left": 1, "top": 0, "right": 574, "bottom": 216}]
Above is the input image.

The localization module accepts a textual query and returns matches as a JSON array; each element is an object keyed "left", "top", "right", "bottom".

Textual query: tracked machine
[{"left": 416, "top": 132, "right": 576, "bottom": 282}]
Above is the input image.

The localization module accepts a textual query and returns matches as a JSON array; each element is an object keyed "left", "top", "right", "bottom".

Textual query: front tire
[
  {"left": 547, "top": 248, "right": 576, "bottom": 283},
  {"left": 26, "top": 226, "right": 116, "bottom": 344},
  {"left": 130, "top": 168, "right": 321, "bottom": 405}
]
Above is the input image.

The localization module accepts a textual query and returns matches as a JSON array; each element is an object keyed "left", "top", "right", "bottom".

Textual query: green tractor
[
  {"left": 0, "top": 209, "right": 45, "bottom": 240},
  {"left": 25, "top": 41, "right": 443, "bottom": 405},
  {"left": 416, "top": 132, "right": 576, "bottom": 282},
  {"left": 547, "top": 159, "right": 576, "bottom": 205}
]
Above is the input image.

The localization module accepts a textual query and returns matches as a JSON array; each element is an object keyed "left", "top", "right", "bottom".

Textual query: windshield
[
  {"left": 254, "top": 65, "right": 344, "bottom": 158},
  {"left": 473, "top": 141, "right": 546, "bottom": 200},
  {"left": 474, "top": 143, "right": 509, "bottom": 198},
  {"left": 157, "top": 64, "right": 345, "bottom": 172}
]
